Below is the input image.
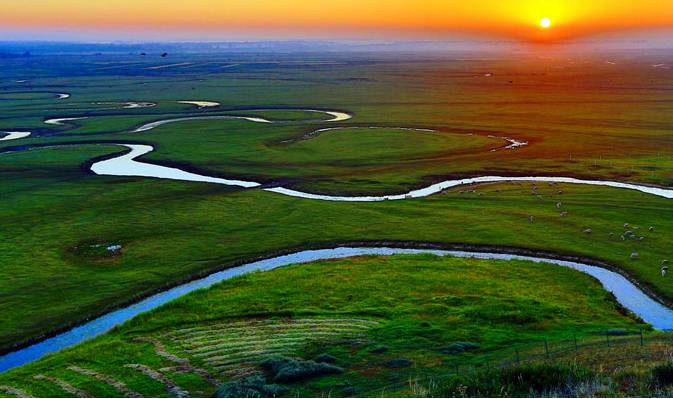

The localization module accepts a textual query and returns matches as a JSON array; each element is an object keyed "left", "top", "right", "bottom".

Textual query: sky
[{"left": 2, "top": 0, "right": 673, "bottom": 42}]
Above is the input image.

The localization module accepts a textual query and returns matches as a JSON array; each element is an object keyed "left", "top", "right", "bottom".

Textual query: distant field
[
  {"left": 0, "top": 254, "right": 646, "bottom": 397},
  {"left": 2, "top": 52, "right": 673, "bottom": 191}
]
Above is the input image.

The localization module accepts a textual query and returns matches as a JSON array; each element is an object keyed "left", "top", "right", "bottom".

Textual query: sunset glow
[{"left": 2, "top": 0, "right": 673, "bottom": 41}]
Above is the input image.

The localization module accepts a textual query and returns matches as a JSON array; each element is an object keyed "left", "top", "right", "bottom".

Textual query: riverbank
[
  {"left": 0, "top": 253, "right": 648, "bottom": 397},
  {"left": 2, "top": 147, "right": 673, "bottom": 361},
  {"left": 2, "top": 243, "right": 672, "bottom": 373}
]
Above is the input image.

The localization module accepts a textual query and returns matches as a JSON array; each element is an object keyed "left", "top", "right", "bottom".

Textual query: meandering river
[
  {"left": 90, "top": 143, "right": 673, "bottom": 201},
  {"left": 0, "top": 132, "right": 31, "bottom": 141},
  {"left": 1, "top": 246, "right": 671, "bottom": 373},
  {"left": 82, "top": 109, "right": 673, "bottom": 200},
  {"left": 3, "top": 105, "right": 673, "bottom": 374}
]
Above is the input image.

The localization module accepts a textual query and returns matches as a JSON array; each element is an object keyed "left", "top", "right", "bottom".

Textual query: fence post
[
  {"left": 574, "top": 334, "right": 578, "bottom": 351},
  {"left": 606, "top": 331, "right": 610, "bottom": 347},
  {"left": 544, "top": 339, "right": 550, "bottom": 359},
  {"left": 640, "top": 329, "right": 644, "bottom": 347}
]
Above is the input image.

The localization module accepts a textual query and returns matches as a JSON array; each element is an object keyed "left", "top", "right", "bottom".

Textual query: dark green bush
[
  {"left": 342, "top": 385, "right": 360, "bottom": 396},
  {"left": 441, "top": 341, "right": 481, "bottom": 355},
  {"left": 606, "top": 329, "right": 630, "bottom": 336},
  {"left": 442, "top": 363, "right": 594, "bottom": 397},
  {"left": 314, "top": 353, "right": 337, "bottom": 363},
  {"left": 499, "top": 363, "right": 593, "bottom": 393},
  {"left": 384, "top": 358, "right": 412, "bottom": 368},
  {"left": 370, "top": 346, "right": 389, "bottom": 353},
  {"left": 261, "top": 356, "right": 344, "bottom": 383},
  {"left": 652, "top": 362, "right": 673, "bottom": 386},
  {"left": 214, "top": 375, "right": 287, "bottom": 398},
  {"left": 464, "top": 300, "right": 560, "bottom": 325}
]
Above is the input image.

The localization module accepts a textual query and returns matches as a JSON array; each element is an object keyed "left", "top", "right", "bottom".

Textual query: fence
[
  {"left": 499, "top": 328, "right": 649, "bottom": 366},
  {"left": 361, "top": 329, "right": 673, "bottom": 396}
]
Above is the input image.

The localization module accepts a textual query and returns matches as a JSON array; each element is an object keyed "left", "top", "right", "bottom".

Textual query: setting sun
[{"left": 3, "top": 1, "right": 673, "bottom": 41}]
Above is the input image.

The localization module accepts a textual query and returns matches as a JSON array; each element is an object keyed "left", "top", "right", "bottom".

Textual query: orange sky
[{"left": 3, "top": 0, "right": 673, "bottom": 41}]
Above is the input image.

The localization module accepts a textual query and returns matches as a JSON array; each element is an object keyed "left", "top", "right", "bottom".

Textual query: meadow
[
  {"left": 0, "top": 254, "right": 649, "bottom": 397},
  {"left": 1, "top": 48, "right": 672, "bottom": 396}
]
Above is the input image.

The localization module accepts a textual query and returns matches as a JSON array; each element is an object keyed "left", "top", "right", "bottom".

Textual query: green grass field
[
  {"left": 0, "top": 254, "right": 648, "bottom": 397},
  {"left": 1, "top": 50, "right": 672, "bottom": 395},
  {"left": 2, "top": 144, "right": 673, "bottom": 355}
]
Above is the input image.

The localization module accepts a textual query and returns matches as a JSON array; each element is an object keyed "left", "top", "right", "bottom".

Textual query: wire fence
[{"left": 361, "top": 330, "right": 673, "bottom": 396}]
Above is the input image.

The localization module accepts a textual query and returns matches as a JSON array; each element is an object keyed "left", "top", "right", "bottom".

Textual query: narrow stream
[{"left": 0, "top": 132, "right": 31, "bottom": 141}]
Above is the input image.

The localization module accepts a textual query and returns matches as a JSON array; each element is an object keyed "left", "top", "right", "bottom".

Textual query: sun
[{"left": 540, "top": 17, "right": 552, "bottom": 29}]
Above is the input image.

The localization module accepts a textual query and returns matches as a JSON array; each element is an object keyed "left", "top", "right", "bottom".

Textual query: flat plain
[{"left": 1, "top": 49, "right": 672, "bottom": 396}]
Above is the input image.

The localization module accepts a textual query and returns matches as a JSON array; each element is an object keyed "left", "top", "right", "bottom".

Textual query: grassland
[
  {"left": 426, "top": 329, "right": 673, "bottom": 397},
  {"left": 2, "top": 143, "right": 673, "bottom": 355},
  {"left": 2, "top": 52, "right": 673, "bottom": 191},
  {"left": 0, "top": 254, "right": 649, "bottom": 397},
  {"left": 0, "top": 49, "right": 672, "bottom": 387}
]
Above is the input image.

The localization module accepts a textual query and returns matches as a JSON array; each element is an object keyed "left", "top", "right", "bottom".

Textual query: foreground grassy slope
[
  {"left": 425, "top": 332, "right": 673, "bottom": 397},
  {"left": 1, "top": 145, "right": 672, "bottom": 353},
  {"left": 0, "top": 254, "right": 646, "bottom": 397}
]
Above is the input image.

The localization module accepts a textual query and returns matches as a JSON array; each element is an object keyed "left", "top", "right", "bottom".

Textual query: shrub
[
  {"left": 499, "top": 363, "right": 593, "bottom": 393},
  {"left": 652, "top": 362, "right": 673, "bottom": 386},
  {"left": 464, "top": 302, "right": 557, "bottom": 325},
  {"left": 214, "top": 375, "right": 287, "bottom": 398},
  {"left": 261, "top": 356, "right": 344, "bottom": 383},
  {"left": 370, "top": 346, "right": 389, "bottom": 353},
  {"left": 314, "top": 353, "right": 337, "bottom": 363},
  {"left": 441, "top": 363, "right": 594, "bottom": 397},
  {"left": 385, "top": 358, "right": 412, "bottom": 368},
  {"left": 606, "top": 329, "right": 630, "bottom": 336},
  {"left": 342, "top": 385, "right": 360, "bottom": 396},
  {"left": 441, "top": 341, "right": 481, "bottom": 355}
]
